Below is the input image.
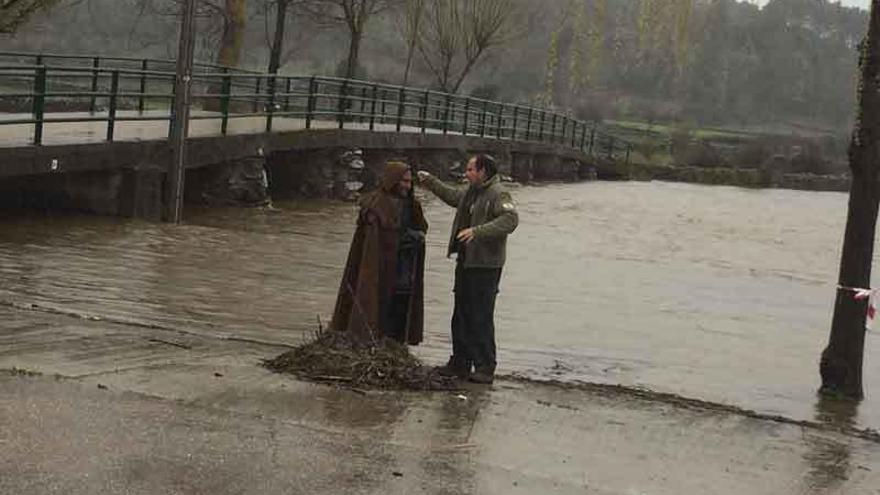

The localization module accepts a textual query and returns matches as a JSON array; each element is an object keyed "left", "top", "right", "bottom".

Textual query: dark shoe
[
  {"left": 435, "top": 356, "right": 470, "bottom": 379},
  {"left": 469, "top": 367, "right": 495, "bottom": 384}
]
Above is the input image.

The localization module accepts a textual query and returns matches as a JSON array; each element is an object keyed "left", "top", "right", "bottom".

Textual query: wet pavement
[
  {"left": 2, "top": 305, "right": 880, "bottom": 494},
  {"left": 0, "top": 111, "right": 482, "bottom": 147}
]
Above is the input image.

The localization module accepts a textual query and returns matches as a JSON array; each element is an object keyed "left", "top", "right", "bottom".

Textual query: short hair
[{"left": 474, "top": 154, "right": 497, "bottom": 178}]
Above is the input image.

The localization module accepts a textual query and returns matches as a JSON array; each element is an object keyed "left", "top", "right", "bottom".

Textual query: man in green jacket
[{"left": 417, "top": 154, "right": 518, "bottom": 384}]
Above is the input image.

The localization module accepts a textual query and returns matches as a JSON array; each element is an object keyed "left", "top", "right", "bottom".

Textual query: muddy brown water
[{"left": 1, "top": 180, "right": 878, "bottom": 429}]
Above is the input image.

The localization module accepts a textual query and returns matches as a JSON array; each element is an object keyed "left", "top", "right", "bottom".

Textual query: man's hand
[
  {"left": 456, "top": 227, "right": 476, "bottom": 244},
  {"left": 416, "top": 170, "right": 432, "bottom": 184}
]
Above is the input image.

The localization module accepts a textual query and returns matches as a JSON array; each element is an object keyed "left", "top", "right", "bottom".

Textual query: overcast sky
[{"left": 748, "top": 0, "right": 869, "bottom": 9}]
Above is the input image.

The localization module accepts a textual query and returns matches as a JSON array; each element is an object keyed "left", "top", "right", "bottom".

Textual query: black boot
[
  {"left": 469, "top": 364, "right": 495, "bottom": 384},
  {"left": 435, "top": 356, "right": 471, "bottom": 379}
]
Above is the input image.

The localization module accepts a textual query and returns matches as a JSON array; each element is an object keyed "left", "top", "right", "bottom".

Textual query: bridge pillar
[
  {"left": 0, "top": 167, "right": 164, "bottom": 220},
  {"left": 186, "top": 156, "right": 272, "bottom": 207},
  {"left": 511, "top": 153, "right": 534, "bottom": 183}
]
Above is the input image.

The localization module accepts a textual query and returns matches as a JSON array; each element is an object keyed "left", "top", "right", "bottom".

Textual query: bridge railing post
[
  {"left": 462, "top": 98, "right": 470, "bottom": 135},
  {"left": 526, "top": 107, "right": 533, "bottom": 141},
  {"left": 369, "top": 84, "right": 378, "bottom": 131},
  {"left": 89, "top": 57, "right": 100, "bottom": 114},
  {"left": 496, "top": 103, "right": 504, "bottom": 139},
  {"left": 580, "top": 123, "right": 587, "bottom": 151},
  {"left": 138, "top": 59, "right": 148, "bottom": 114},
  {"left": 305, "top": 76, "right": 316, "bottom": 130},
  {"left": 338, "top": 79, "right": 349, "bottom": 129},
  {"left": 420, "top": 89, "right": 429, "bottom": 134},
  {"left": 220, "top": 73, "right": 232, "bottom": 135},
  {"left": 106, "top": 70, "right": 119, "bottom": 141},
  {"left": 538, "top": 111, "right": 546, "bottom": 142},
  {"left": 32, "top": 66, "right": 47, "bottom": 146},
  {"left": 560, "top": 116, "right": 567, "bottom": 145},
  {"left": 511, "top": 106, "right": 519, "bottom": 141},
  {"left": 442, "top": 93, "right": 451, "bottom": 135},
  {"left": 396, "top": 87, "right": 405, "bottom": 132},
  {"left": 253, "top": 76, "right": 262, "bottom": 114},
  {"left": 266, "top": 75, "right": 276, "bottom": 133},
  {"left": 479, "top": 100, "right": 488, "bottom": 137},
  {"left": 359, "top": 85, "right": 368, "bottom": 124}
]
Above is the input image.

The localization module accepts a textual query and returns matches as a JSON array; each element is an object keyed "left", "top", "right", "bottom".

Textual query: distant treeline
[{"left": 1, "top": 0, "right": 867, "bottom": 133}]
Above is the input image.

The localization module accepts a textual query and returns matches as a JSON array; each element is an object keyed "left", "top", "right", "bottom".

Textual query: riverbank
[
  {"left": 2, "top": 304, "right": 879, "bottom": 494},
  {"left": 625, "top": 162, "right": 851, "bottom": 192}
]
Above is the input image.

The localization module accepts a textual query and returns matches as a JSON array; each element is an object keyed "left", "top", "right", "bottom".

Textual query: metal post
[
  {"left": 89, "top": 57, "right": 100, "bottom": 114},
  {"left": 420, "top": 89, "right": 429, "bottom": 133},
  {"left": 338, "top": 79, "right": 349, "bottom": 129},
  {"left": 220, "top": 74, "right": 231, "bottom": 135},
  {"left": 442, "top": 94, "right": 451, "bottom": 135},
  {"left": 511, "top": 106, "right": 519, "bottom": 141},
  {"left": 166, "top": 0, "right": 197, "bottom": 224},
  {"left": 580, "top": 123, "right": 587, "bottom": 151},
  {"left": 266, "top": 75, "right": 276, "bottom": 132},
  {"left": 284, "top": 77, "right": 292, "bottom": 112},
  {"left": 561, "top": 117, "right": 568, "bottom": 145},
  {"left": 106, "top": 70, "right": 119, "bottom": 141},
  {"left": 305, "top": 76, "right": 316, "bottom": 129},
  {"left": 526, "top": 107, "right": 533, "bottom": 141},
  {"left": 550, "top": 114, "right": 557, "bottom": 143},
  {"left": 480, "top": 100, "right": 488, "bottom": 137},
  {"left": 538, "top": 111, "right": 545, "bottom": 142},
  {"left": 253, "top": 77, "right": 262, "bottom": 113},
  {"left": 463, "top": 98, "right": 470, "bottom": 135},
  {"left": 138, "top": 59, "right": 148, "bottom": 114},
  {"left": 32, "top": 66, "right": 46, "bottom": 146},
  {"left": 396, "top": 87, "right": 406, "bottom": 132},
  {"left": 589, "top": 128, "right": 595, "bottom": 154},
  {"left": 369, "top": 84, "right": 378, "bottom": 131},
  {"left": 360, "top": 86, "right": 368, "bottom": 123},
  {"left": 496, "top": 103, "right": 504, "bottom": 139}
]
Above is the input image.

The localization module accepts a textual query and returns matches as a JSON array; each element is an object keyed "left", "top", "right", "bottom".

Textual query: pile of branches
[{"left": 264, "top": 329, "right": 457, "bottom": 391}]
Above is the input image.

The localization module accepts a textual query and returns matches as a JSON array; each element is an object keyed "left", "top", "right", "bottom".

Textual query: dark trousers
[
  {"left": 385, "top": 293, "right": 411, "bottom": 344},
  {"left": 451, "top": 263, "right": 502, "bottom": 371}
]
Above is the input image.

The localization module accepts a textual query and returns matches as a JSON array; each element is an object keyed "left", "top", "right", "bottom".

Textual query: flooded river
[{"left": 1, "top": 180, "right": 878, "bottom": 429}]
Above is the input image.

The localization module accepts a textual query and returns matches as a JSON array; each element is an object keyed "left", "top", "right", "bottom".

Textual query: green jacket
[{"left": 424, "top": 174, "right": 518, "bottom": 268}]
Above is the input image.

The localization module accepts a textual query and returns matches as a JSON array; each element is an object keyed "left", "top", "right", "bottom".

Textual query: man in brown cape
[{"left": 331, "top": 161, "right": 428, "bottom": 345}]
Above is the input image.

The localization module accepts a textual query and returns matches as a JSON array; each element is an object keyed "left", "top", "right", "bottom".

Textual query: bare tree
[
  {"left": 416, "top": 0, "right": 518, "bottom": 93},
  {"left": 303, "top": 0, "right": 396, "bottom": 80},
  {"left": 1, "top": 0, "right": 62, "bottom": 33},
  {"left": 216, "top": 0, "right": 247, "bottom": 67},
  {"left": 819, "top": 0, "right": 880, "bottom": 400},
  {"left": 399, "top": 0, "right": 425, "bottom": 85}
]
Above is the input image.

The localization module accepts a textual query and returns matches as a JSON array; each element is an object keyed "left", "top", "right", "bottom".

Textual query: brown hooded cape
[{"left": 330, "top": 162, "right": 428, "bottom": 345}]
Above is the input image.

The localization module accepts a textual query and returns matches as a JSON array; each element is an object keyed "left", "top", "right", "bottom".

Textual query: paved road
[
  {"left": 1, "top": 304, "right": 878, "bottom": 495},
  {"left": 0, "top": 110, "right": 503, "bottom": 148}
]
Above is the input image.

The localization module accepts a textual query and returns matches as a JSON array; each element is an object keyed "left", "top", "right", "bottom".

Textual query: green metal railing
[{"left": 0, "top": 53, "right": 632, "bottom": 163}]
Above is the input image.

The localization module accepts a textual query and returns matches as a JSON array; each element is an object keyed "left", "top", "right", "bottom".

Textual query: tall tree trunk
[
  {"left": 267, "top": 0, "right": 289, "bottom": 96},
  {"left": 819, "top": 0, "right": 880, "bottom": 400},
  {"left": 268, "top": 0, "right": 289, "bottom": 76},
  {"left": 344, "top": 29, "right": 363, "bottom": 80},
  {"left": 217, "top": 0, "right": 247, "bottom": 67}
]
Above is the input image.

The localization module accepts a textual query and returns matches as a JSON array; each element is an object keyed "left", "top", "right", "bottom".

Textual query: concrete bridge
[{"left": 0, "top": 52, "right": 633, "bottom": 220}]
